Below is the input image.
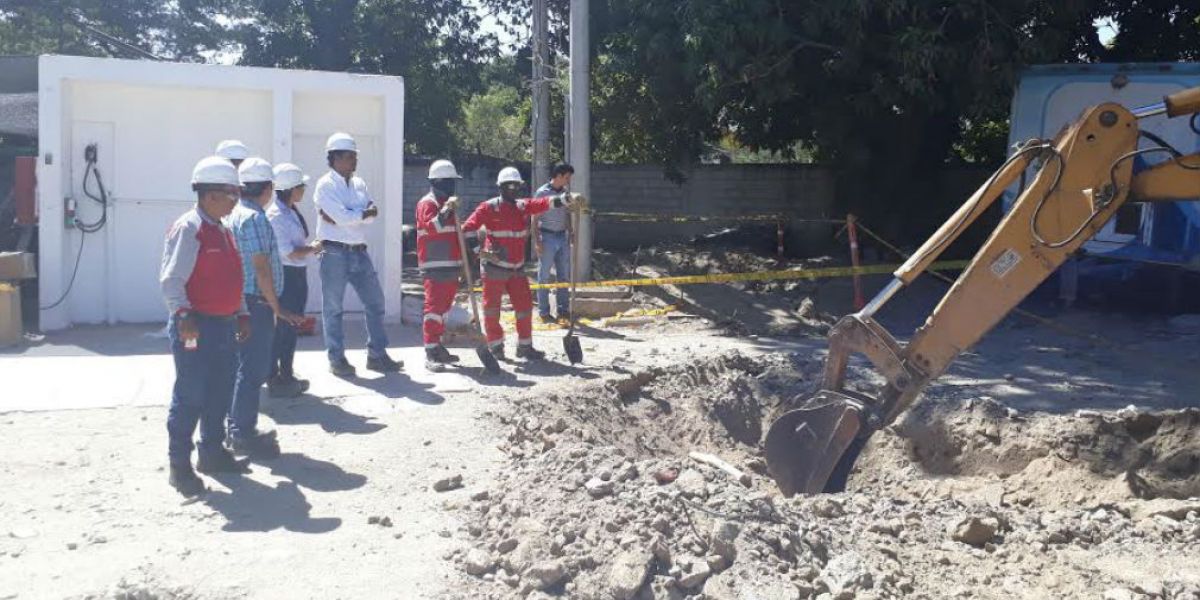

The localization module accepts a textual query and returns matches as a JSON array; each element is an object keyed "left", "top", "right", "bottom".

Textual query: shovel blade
[
  {"left": 476, "top": 345, "right": 501, "bottom": 373},
  {"left": 765, "top": 390, "right": 866, "bottom": 496},
  {"left": 563, "top": 332, "right": 583, "bottom": 364}
]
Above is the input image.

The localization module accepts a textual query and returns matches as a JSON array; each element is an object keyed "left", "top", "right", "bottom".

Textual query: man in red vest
[
  {"left": 414, "top": 159, "right": 466, "bottom": 371},
  {"left": 158, "top": 156, "right": 253, "bottom": 497},
  {"left": 462, "top": 167, "right": 585, "bottom": 360}
]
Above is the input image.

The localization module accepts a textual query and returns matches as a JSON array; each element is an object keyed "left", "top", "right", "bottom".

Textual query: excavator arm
[{"left": 766, "top": 87, "right": 1200, "bottom": 496}]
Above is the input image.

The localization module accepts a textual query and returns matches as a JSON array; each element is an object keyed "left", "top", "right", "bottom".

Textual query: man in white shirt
[{"left": 313, "top": 132, "right": 402, "bottom": 376}]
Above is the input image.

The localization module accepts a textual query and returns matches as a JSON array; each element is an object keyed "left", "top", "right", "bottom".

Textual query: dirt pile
[{"left": 447, "top": 352, "right": 1200, "bottom": 599}]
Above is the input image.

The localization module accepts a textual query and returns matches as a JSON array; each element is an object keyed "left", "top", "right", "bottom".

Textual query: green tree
[
  {"left": 484, "top": 0, "right": 1199, "bottom": 237},
  {"left": 454, "top": 83, "right": 530, "bottom": 161},
  {"left": 234, "top": 0, "right": 496, "bottom": 156},
  {"left": 0, "top": 0, "right": 238, "bottom": 59}
]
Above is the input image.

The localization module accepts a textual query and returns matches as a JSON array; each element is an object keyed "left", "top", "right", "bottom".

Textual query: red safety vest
[
  {"left": 462, "top": 197, "right": 554, "bottom": 271},
  {"left": 187, "top": 220, "right": 244, "bottom": 316},
  {"left": 415, "top": 193, "right": 463, "bottom": 271}
]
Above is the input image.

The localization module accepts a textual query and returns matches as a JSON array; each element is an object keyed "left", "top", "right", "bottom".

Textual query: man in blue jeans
[
  {"left": 533, "top": 163, "right": 576, "bottom": 323},
  {"left": 225, "top": 157, "right": 304, "bottom": 460},
  {"left": 159, "top": 156, "right": 255, "bottom": 496},
  {"left": 314, "top": 132, "right": 402, "bottom": 376}
]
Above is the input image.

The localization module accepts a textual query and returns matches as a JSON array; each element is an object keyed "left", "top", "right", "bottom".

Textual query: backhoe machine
[{"left": 765, "top": 87, "right": 1200, "bottom": 496}]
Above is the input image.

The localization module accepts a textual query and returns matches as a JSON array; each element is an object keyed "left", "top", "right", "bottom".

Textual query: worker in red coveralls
[
  {"left": 461, "top": 166, "right": 585, "bottom": 361},
  {"left": 414, "top": 159, "right": 466, "bottom": 372}
]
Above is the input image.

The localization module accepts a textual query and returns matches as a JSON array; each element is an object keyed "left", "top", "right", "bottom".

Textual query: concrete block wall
[{"left": 401, "top": 162, "right": 840, "bottom": 254}]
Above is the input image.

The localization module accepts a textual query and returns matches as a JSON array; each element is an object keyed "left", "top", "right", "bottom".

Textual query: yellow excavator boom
[{"left": 765, "top": 87, "right": 1200, "bottom": 497}]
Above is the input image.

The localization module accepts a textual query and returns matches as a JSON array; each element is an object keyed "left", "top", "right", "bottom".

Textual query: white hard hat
[
  {"left": 215, "top": 139, "right": 250, "bottom": 161},
  {"left": 191, "top": 156, "right": 240, "bottom": 186},
  {"left": 238, "top": 157, "right": 274, "bottom": 185},
  {"left": 325, "top": 132, "right": 358, "bottom": 153},
  {"left": 273, "top": 163, "right": 310, "bottom": 191},
  {"left": 496, "top": 166, "right": 524, "bottom": 186},
  {"left": 428, "top": 159, "right": 461, "bottom": 180}
]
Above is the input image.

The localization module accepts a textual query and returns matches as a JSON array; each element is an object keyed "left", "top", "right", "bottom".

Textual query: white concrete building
[{"left": 35, "top": 55, "right": 406, "bottom": 330}]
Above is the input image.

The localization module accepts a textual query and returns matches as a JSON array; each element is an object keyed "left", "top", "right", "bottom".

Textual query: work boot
[
  {"left": 539, "top": 314, "right": 556, "bottom": 324},
  {"left": 290, "top": 376, "right": 311, "bottom": 393},
  {"left": 516, "top": 345, "right": 546, "bottom": 361},
  {"left": 230, "top": 431, "right": 282, "bottom": 461},
  {"left": 196, "top": 447, "right": 250, "bottom": 475},
  {"left": 329, "top": 358, "right": 356, "bottom": 377},
  {"left": 268, "top": 376, "right": 304, "bottom": 398},
  {"left": 558, "top": 311, "right": 572, "bottom": 323},
  {"left": 489, "top": 345, "right": 506, "bottom": 361},
  {"left": 366, "top": 353, "right": 403, "bottom": 373},
  {"left": 168, "top": 463, "right": 206, "bottom": 497},
  {"left": 434, "top": 344, "right": 460, "bottom": 363},
  {"left": 425, "top": 346, "right": 459, "bottom": 372}
]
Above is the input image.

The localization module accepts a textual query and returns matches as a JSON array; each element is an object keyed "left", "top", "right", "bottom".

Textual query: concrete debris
[
  {"left": 709, "top": 520, "right": 739, "bottom": 563},
  {"left": 673, "top": 469, "right": 708, "bottom": 499},
  {"left": 462, "top": 548, "right": 495, "bottom": 576},
  {"left": 950, "top": 517, "right": 998, "bottom": 548},
  {"left": 821, "top": 551, "right": 872, "bottom": 595},
  {"left": 607, "top": 549, "right": 654, "bottom": 600},
  {"left": 433, "top": 474, "right": 464, "bottom": 492},
  {"left": 676, "top": 557, "right": 712, "bottom": 589},
  {"left": 584, "top": 476, "right": 614, "bottom": 498},
  {"left": 524, "top": 560, "right": 567, "bottom": 590}
]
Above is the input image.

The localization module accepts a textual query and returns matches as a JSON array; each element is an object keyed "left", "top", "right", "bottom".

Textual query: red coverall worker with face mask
[
  {"left": 461, "top": 195, "right": 567, "bottom": 354},
  {"left": 414, "top": 192, "right": 463, "bottom": 351}
]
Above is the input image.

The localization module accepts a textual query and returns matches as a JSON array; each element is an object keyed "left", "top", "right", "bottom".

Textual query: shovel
[
  {"left": 562, "top": 202, "right": 584, "bottom": 364},
  {"left": 454, "top": 213, "right": 501, "bottom": 374}
]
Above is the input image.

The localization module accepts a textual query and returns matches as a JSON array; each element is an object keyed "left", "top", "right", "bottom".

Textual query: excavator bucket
[{"left": 765, "top": 390, "right": 866, "bottom": 496}]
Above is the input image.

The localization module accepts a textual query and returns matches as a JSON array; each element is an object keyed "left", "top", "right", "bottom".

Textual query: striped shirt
[
  {"left": 266, "top": 196, "right": 312, "bottom": 268},
  {"left": 535, "top": 182, "right": 569, "bottom": 232},
  {"left": 225, "top": 198, "right": 284, "bottom": 297}
]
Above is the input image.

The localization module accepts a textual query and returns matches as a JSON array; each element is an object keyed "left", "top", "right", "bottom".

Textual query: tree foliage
[
  {"left": 0, "top": 0, "right": 238, "bottom": 59},
  {"left": 484, "top": 0, "right": 1199, "bottom": 234},
  {"left": 234, "top": 0, "right": 496, "bottom": 155}
]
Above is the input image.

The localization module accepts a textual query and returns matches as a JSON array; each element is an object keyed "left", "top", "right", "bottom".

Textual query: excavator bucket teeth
[{"left": 765, "top": 391, "right": 865, "bottom": 496}]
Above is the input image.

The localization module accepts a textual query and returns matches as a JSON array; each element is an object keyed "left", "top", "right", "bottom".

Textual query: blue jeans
[
  {"left": 319, "top": 246, "right": 389, "bottom": 362},
  {"left": 537, "top": 230, "right": 571, "bottom": 317},
  {"left": 229, "top": 295, "right": 274, "bottom": 439},
  {"left": 167, "top": 313, "right": 236, "bottom": 465},
  {"left": 271, "top": 266, "right": 308, "bottom": 379}
]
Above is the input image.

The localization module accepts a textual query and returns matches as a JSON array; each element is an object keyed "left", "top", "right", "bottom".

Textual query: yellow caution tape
[
  {"left": 500, "top": 305, "right": 681, "bottom": 330},
  {"left": 594, "top": 212, "right": 785, "bottom": 224},
  {"left": 515, "top": 260, "right": 972, "bottom": 291}
]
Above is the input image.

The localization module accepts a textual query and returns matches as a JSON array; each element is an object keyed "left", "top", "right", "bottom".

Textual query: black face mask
[
  {"left": 500, "top": 182, "right": 521, "bottom": 202},
  {"left": 431, "top": 179, "right": 456, "bottom": 198}
]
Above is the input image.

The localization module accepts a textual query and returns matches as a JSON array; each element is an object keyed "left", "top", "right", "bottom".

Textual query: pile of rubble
[{"left": 445, "top": 352, "right": 1200, "bottom": 599}]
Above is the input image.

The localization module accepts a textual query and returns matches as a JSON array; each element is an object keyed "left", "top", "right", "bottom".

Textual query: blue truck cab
[{"left": 1006, "top": 63, "right": 1200, "bottom": 308}]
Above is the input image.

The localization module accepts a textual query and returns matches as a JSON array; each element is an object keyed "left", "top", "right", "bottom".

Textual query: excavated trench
[
  {"left": 542, "top": 351, "right": 1200, "bottom": 504},
  {"left": 467, "top": 351, "right": 1200, "bottom": 599}
]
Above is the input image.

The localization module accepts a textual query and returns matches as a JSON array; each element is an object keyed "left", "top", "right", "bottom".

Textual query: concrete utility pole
[
  {"left": 531, "top": 0, "right": 550, "bottom": 187},
  {"left": 569, "top": 0, "right": 593, "bottom": 280}
]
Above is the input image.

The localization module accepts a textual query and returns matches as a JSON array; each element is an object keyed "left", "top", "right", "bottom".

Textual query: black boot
[
  {"left": 329, "top": 358, "right": 356, "bottom": 377},
  {"left": 196, "top": 447, "right": 250, "bottom": 474},
  {"left": 366, "top": 353, "right": 403, "bottom": 373},
  {"left": 425, "top": 347, "right": 448, "bottom": 372},
  {"left": 230, "top": 431, "right": 281, "bottom": 460},
  {"left": 268, "top": 376, "right": 304, "bottom": 398},
  {"left": 489, "top": 345, "right": 506, "bottom": 361},
  {"left": 435, "top": 345, "right": 460, "bottom": 363},
  {"left": 169, "top": 463, "right": 206, "bottom": 497},
  {"left": 516, "top": 345, "right": 545, "bottom": 360}
]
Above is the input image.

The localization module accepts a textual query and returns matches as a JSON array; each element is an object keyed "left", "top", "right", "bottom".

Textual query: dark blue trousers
[{"left": 167, "top": 313, "right": 236, "bottom": 466}]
